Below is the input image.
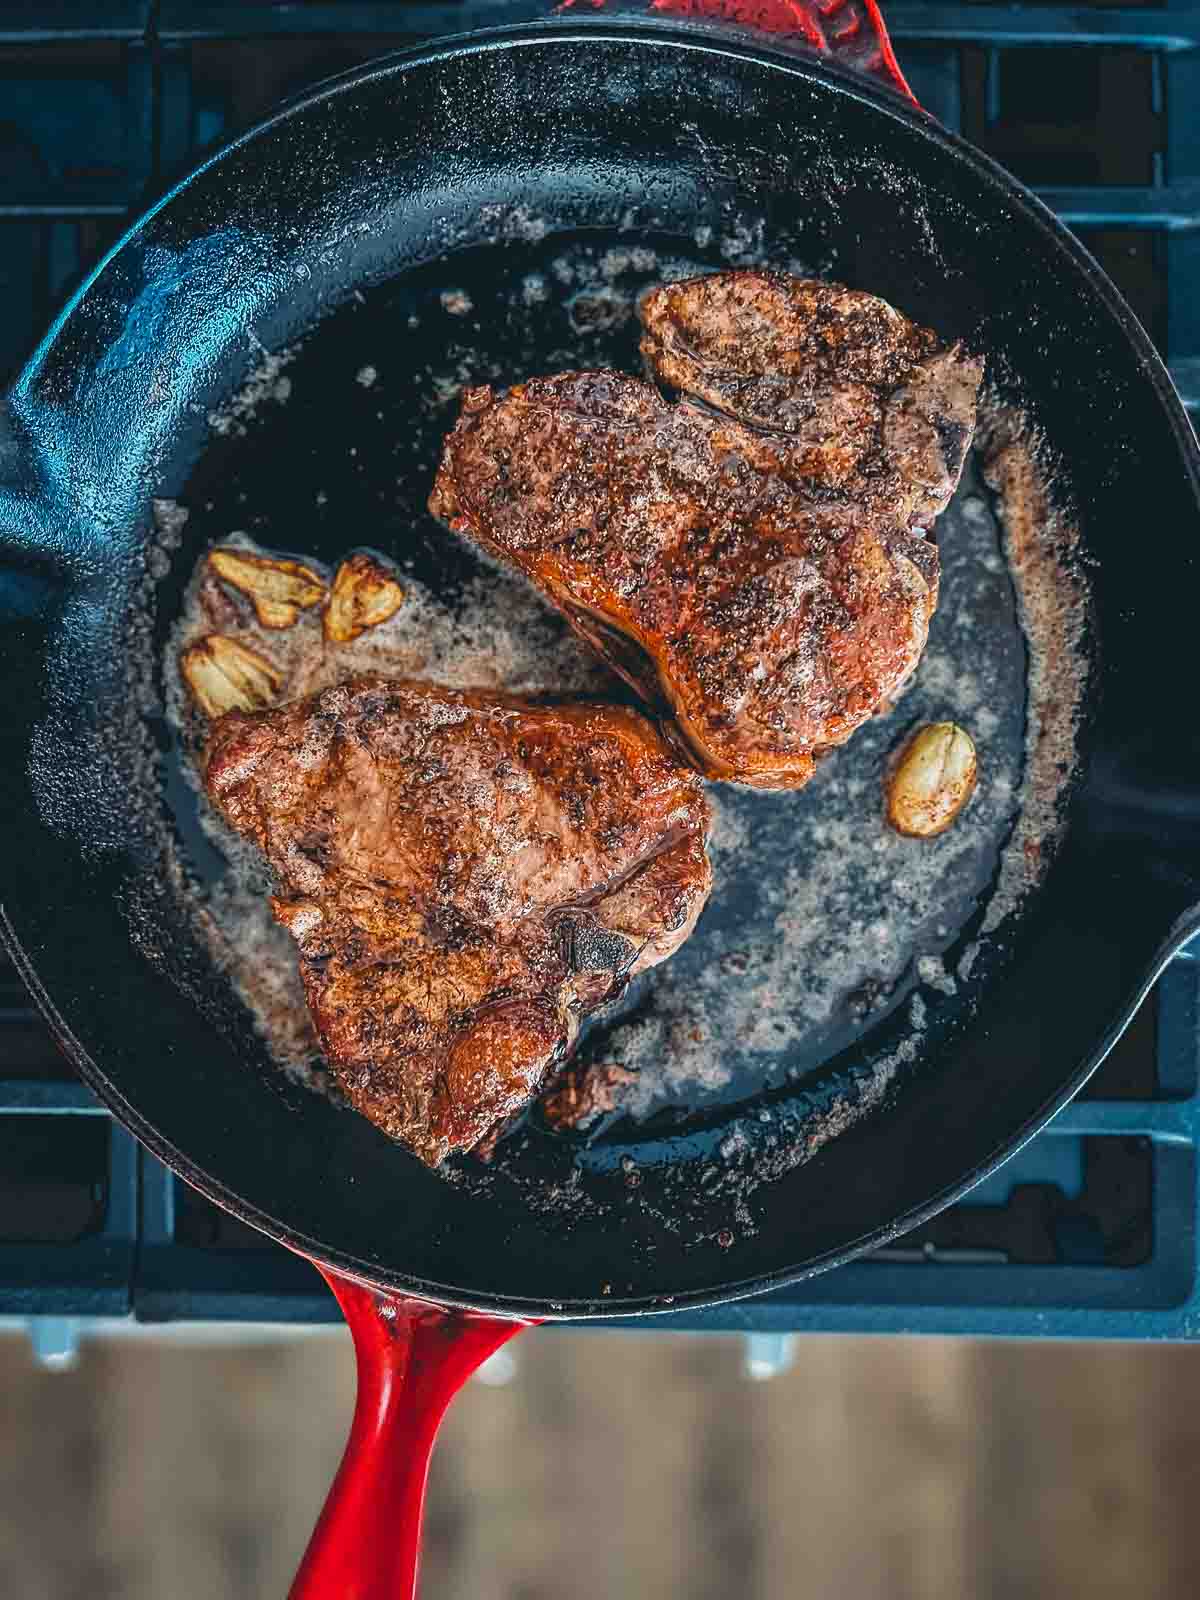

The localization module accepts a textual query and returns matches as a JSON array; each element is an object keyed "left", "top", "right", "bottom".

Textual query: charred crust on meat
[
  {"left": 933, "top": 416, "right": 970, "bottom": 475},
  {"left": 430, "top": 270, "right": 982, "bottom": 790},
  {"left": 203, "top": 677, "right": 712, "bottom": 1167}
]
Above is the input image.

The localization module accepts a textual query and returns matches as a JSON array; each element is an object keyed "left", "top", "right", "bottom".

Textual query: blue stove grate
[{"left": 1, "top": 0, "right": 1198, "bottom": 1341}]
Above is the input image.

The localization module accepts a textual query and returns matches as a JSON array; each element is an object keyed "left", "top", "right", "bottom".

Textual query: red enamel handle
[
  {"left": 565, "top": 0, "right": 919, "bottom": 105},
  {"left": 289, "top": 1262, "right": 532, "bottom": 1600}
]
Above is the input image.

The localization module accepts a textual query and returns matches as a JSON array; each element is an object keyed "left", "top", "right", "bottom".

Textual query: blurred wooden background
[{"left": 2, "top": 1328, "right": 1200, "bottom": 1599}]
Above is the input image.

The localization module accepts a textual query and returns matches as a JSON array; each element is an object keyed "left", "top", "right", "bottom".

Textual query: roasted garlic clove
[
  {"left": 887, "top": 721, "right": 977, "bottom": 837},
  {"left": 181, "top": 634, "right": 282, "bottom": 718},
  {"left": 208, "top": 547, "right": 326, "bottom": 629},
  {"left": 324, "top": 552, "right": 405, "bottom": 643}
]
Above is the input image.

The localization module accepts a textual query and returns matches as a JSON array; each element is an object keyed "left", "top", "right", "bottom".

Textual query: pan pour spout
[{"left": 559, "top": 0, "right": 918, "bottom": 103}]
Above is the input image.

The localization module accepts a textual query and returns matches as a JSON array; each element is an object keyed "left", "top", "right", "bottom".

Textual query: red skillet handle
[
  {"left": 289, "top": 1262, "right": 532, "bottom": 1600},
  {"left": 566, "top": 0, "right": 918, "bottom": 105}
]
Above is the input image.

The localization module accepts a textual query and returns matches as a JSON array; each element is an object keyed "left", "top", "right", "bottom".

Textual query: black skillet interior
[{"left": 1, "top": 23, "right": 1198, "bottom": 1315}]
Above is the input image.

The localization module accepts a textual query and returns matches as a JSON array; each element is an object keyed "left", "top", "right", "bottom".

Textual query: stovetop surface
[{"left": 1, "top": 0, "right": 1198, "bottom": 1340}]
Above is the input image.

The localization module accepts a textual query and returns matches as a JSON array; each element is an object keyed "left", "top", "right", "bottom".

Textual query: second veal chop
[
  {"left": 204, "top": 677, "right": 711, "bottom": 1166},
  {"left": 430, "top": 271, "right": 983, "bottom": 789}
]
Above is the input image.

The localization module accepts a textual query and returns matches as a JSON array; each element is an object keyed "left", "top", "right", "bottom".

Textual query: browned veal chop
[
  {"left": 430, "top": 270, "right": 983, "bottom": 789},
  {"left": 204, "top": 677, "right": 712, "bottom": 1166}
]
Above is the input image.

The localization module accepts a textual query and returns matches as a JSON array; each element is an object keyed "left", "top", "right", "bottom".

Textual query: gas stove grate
[{"left": 1, "top": 0, "right": 1198, "bottom": 1340}]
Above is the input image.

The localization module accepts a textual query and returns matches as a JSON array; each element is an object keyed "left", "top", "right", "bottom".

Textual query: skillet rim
[{"left": 4, "top": 19, "right": 1200, "bottom": 1319}]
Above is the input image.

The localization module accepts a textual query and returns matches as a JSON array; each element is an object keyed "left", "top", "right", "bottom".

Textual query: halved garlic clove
[
  {"left": 208, "top": 547, "right": 326, "bottom": 629},
  {"left": 181, "top": 634, "right": 282, "bottom": 718},
  {"left": 324, "top": 552, "right": 405, "bottom": 643},
  {"left": 887, "top": 721, "right": 977, "bottom": 838}
]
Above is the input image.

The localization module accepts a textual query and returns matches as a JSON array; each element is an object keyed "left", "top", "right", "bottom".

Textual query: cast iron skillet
[{"left": 2, "top": 9, "right": 1199, "bottom": 1595}]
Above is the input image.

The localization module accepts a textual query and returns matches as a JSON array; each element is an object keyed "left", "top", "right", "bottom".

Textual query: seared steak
[
  {"left": 639, "top": 271, "right": 981, "bottom": 525},
  {"left": 204, "top": 677, "right": 711, "bottom": 1166},
  {"left": 430, "top": 271, "right": 982, "bottom": 789}
]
